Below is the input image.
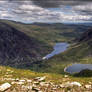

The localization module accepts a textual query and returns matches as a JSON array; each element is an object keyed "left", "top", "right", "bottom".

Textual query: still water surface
[
  {"left": 43, "top": 42, "right": 69, "bottom": 59},
  {"left": 64, "top": 64, "right": 92, "bottom": 74}
]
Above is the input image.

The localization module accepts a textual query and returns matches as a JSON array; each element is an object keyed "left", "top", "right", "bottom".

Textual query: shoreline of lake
[
  {"left": 42, "top": 42, "right": 69, "bottom": 60},
  {"left": 64, "top": 64, "right": 92, "bottom": 74}
]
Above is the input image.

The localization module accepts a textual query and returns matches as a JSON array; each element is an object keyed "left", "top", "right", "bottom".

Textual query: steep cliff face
[{"left": 0, "top": 22, "right": 49, "bottom": 68}]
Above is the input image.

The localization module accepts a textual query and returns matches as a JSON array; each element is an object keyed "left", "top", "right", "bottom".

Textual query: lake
[
  {"left": 42, "top": 42, "right": 69, "bottom": 59},
  {"left": 64, "top": 64, "right": 92, "bottom": 74}
]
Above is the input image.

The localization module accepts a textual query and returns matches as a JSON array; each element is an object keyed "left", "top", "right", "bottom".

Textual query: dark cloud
[
  {"left": 32, "top": 0, "right": 61, "bottom": 8},
  {"left": 4, "top": 0, "right": 91, "bottom": 8},
  {"left": 32, "top": 0, "right": 92, "bottom": 8}
]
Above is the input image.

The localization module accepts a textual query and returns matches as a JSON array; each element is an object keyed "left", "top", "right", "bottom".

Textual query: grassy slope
[
  {"left": 0, "top": 65, "right": 92, "bottom": 84},
  {"left": 1, "top": 65, "right": 92, "bottom": 92},
  {"left": 30, "top": 39, "right": 92, "bottom": 74},
  {"left": 0, "top": 20, "right": 88, "bottom": 46}
]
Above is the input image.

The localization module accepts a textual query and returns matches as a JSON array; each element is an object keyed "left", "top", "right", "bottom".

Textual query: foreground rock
[
  {"left": 34, "top": 76, "right": 46, "bottom": 82},
  {"left": 85, "top": 84, "right": 91, "bottom": 89},
  {"left": 0, "top": 76, "right": 92, "bottom": 92},
  {"left": 60, "top": 81, "right": 81, "bottom": 88},
  {"left": 70, "top": 82, "right": 82, "bottom": 87},
  {"left": 0, "top": 83, "right": 11, "bottom": 91}
]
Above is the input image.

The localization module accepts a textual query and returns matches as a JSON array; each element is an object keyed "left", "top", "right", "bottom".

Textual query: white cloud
[
  {"left": 0, "top": 1, "right": 92, "bottom": 23},
  {"left": 73, "top": 3, "right": 92, "bottom": 12}
]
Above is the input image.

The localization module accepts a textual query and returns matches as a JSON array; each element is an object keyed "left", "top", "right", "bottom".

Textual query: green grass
[
  {"left": 0, "top": 65, "right": 92, "bottom": 84},
  {"left": 0, "top": 19, "right": 87, "bottom": 46},
  {"left": 30, "top": 41, "right": 92, "bottom": 74}
]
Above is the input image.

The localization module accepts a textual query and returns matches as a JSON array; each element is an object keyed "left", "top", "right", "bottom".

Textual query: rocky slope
[
  {"left": 0, "top": 66, "right": 92, "bottom": 92},
  {"left": 0, "top": 21, "right": 50, "bottom": 68}
]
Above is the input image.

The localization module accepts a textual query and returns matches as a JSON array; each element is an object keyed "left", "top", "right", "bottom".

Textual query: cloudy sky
[{"left": 0, "top": 0, "right": 92, "bottom": 23}]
